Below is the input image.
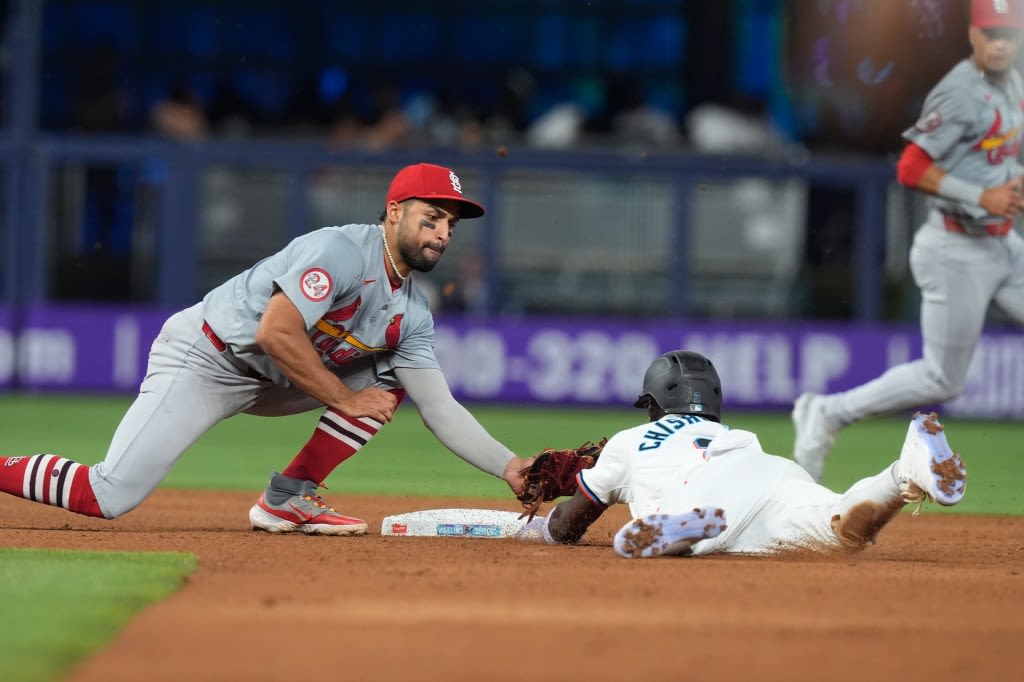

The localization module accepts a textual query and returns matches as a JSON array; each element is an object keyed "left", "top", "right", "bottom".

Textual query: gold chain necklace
[{"left": 381, "top": 226, "right": 407, "bottom": 282}]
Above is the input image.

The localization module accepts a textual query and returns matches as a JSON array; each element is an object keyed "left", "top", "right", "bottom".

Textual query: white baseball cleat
[
  {"left": 791, "top": 392, "right": 838, "bottom": 483},
  {"left": 613, "top": 506, "right": 727, "bottom": 559},
  {"left": 897, "top": 412, "right": 967, "bottom": 507}
]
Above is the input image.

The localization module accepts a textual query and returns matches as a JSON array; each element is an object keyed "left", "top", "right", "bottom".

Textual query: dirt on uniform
[{"left": 1, "top": 490, "right": 1021, "bottom": 682}]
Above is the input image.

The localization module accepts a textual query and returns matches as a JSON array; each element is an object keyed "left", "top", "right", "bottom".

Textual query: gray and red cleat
[{"left": 248, "top": 472, "right": 367, "bottom": 536}]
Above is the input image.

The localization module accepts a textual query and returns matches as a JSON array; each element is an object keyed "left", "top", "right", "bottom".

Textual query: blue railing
[
  {"left": 0, "top": 0, "right": 896, "bottom": 320},
  {"left": 0, "top": 134, "right": 895, "bottom": 319}
]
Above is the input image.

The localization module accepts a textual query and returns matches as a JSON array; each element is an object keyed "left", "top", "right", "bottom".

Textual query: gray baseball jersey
[
  {"left": 85, "top": 223, "right": 518, "bottom": 518},
  {"left": 202, "top": 224, "right": 438, "bottom": 386},
  {"left": 904, "top": 58, "right": 1024, "bottom": 233},
  {"left": 824, "top": 57, "right": 1024, "bottom": 429}
]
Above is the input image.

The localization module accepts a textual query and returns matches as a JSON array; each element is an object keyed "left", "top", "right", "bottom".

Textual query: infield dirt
[{"left": 1, "top": 490, "right": 1021, "bottom": 682}]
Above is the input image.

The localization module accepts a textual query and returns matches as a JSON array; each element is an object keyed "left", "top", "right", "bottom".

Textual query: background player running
[{"left": 792, "top": 0, "right": 1024, "bottom": 482}]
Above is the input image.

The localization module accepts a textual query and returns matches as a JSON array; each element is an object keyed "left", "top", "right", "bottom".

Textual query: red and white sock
[
  {"left": 0, "top": 454, "right": 105, "bottom": 517},
  {"left": 282, "top": 389, "right": 406, "bottom": 484}
]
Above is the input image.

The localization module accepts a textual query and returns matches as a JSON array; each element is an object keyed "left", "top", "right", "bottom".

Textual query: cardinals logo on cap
[
  {"left": 973, "top": 0, "right": 1024, "bottom": 28},
  {"left": 448, "top": 171, "right": 463, "bottom": 194}
]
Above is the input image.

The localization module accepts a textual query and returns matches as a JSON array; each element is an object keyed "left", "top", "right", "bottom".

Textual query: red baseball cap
[
  {"left": 385, "top": 163, "right": 486, "bottom": 219},
  {"left": 972, "top": 0, "right": 1024, "bottom": 29}
]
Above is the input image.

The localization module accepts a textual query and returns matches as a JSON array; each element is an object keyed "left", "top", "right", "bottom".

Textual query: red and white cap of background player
[
  {"left": 385, "top": 163, "right": 486, "bottom": 219},
  {"left": 972, "top": 0, "right": 1024, "bottom": 29}
]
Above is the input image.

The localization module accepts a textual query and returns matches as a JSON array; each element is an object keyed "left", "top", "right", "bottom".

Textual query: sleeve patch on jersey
[
  {"left": 914, "top": 109, "right": 942, "bottom": 133},
  {"left": 300, "top": 268, "right": 333, "bottom": 302}
]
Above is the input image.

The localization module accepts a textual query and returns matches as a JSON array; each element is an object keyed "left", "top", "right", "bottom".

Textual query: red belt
[
  {"left": 202, "top": 321, "right": 227, "bottom": 352},
  {"left": 943, "top": 216, "right": 1012, "bottom": 236},
  {"left": 202, "top": 320, "right": 267, "bottom": 381}
]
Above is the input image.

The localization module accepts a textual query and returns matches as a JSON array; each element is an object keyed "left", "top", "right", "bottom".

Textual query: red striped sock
[
  {"left": 282, "top": 389, "right": 405, "bottom": 484},
  {"left": 0, "top": 454, "right": 105, "bottom": 517}
]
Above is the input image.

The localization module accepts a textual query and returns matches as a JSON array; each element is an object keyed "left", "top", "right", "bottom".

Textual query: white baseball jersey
[{"left": 578, "top": 415, "right": 844, "bottom": 554}]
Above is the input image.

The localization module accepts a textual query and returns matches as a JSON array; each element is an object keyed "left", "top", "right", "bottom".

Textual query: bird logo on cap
[{"left": 973, "top": 0, "right": 1024, "bottom": 27}]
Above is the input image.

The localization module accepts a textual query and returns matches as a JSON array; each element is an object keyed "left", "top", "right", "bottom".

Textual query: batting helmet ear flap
[
  {"left": 633, "top": 394, "right": 653, "bottom": 409},
  {"left": 636, "top": 350, "right": 723, "bottom": 421},
  {"left": 633, "top": 394, "right": 666, "bottom": 421}
]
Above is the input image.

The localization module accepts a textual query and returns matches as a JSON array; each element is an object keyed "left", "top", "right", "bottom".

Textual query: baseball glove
[{"left": 517, "top": 438, "right": 607, "bottom": 521}]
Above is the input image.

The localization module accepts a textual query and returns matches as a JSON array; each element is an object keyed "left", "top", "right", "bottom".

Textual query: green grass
[
  {"left": 0, "top": 395, "right": 1019, "bottom": 681},
  {"left": 0, "top": 394, "right": 1021, "bottom": 514},
  {"left": 0, "top": 548, "right": 197, "bottom": 682}
]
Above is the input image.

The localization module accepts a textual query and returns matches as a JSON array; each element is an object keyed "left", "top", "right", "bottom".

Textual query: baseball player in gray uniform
[
  {"left": 0, "top": 163, "right": 532, "bottom": 534},
  {"left": 517, "top": 351, "right": 967, "bottom": 558},
  {"left": 793, "top": 0, "right": 1024, "bottom": 482}
]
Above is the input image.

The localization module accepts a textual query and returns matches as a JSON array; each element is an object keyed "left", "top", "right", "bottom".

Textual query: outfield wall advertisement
[{"left": 1, "top": 305, "right": 1022, "bottom": 418}]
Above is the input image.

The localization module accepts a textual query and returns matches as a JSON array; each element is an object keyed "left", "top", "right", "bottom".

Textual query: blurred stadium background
[{"left": 0, "top": 0, "right": 1021, "bottom": 420}]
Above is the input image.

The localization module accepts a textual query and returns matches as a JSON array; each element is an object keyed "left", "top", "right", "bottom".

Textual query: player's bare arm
[
  {"left": 980, "top": 175, "right": 1024, "bottom": 217},
  {"left": 917, "top": 165, "right": 1022, "bottom": 217},
  {"left": 504, "top": 456, "right": 533, "bottom": 496},
  {"left": 897, "top": 144, "right": 1024, "bottom": 218},
  {"left": 255, "top": 291, "right": 397, "bottom": 422},
  {"left": 547, "top": 490, "right": 606, "bottom": 543}
]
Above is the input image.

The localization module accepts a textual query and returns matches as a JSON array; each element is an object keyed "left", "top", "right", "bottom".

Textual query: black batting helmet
[{"left": 633, "top": 350, "right": 722, "bottom": 421}]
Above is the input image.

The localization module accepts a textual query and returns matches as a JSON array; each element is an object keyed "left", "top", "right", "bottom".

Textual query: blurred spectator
[
  {"left": 326, "top": 108, "right": 365, "bottom": 149},
  {"left": 603, "top": 73, "right": 680, "bottom": 149},
  {"left": 363, "top": 106, "right": 410, "bottom": 150},
  {"left": 318, "top": 67, "right": 370, "bottom": 147},
  {"left": 441, "top": 250, "right": 490, "bottom": 317},
  {"left": 70, "top": 42, "right": 132, "bottom": 132},
  {"left": 526, "top": 103, "right": 585, "bottom": 149},
  {"left": 59, "top": 42, "right": 138, "bottom": 301},
  {"left": 424, "top": 87, "right": 486, "bottom": 150},
  {"left": 149, "top": 84, "right": 208, "bottom": 141},
  {"left": 485, "top": 68, "right": 537, "bottom": 141},
  {"left": 284, "top": 74, "right": 334, "bottom": 136},
  {"left": 416, "top": 277, "right": 443, "bottom": 314},
  {"left": 360, "top": 83, "right": 411, "bottom": 150},
  {"left": 685, "top": 96, "right": 786, "bottom": 154},
  {"left": 458, "top": 118, "right": 486, "bottom": 148},
  {"left": 208, "top": 77, "right": 256, "bottom": 137}
]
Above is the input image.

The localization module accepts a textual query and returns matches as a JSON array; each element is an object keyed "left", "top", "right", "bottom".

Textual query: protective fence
[{"left": 1, "top": 138, "right": 898, "bottom": 321}]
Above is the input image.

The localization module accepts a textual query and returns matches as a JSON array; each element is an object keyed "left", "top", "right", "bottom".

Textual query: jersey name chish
[
  {"left": 639, "top": 414, "right": 708, "bottom": 450},
  {"left": 577, "top": 415, "right": 729, "bottom": 514}
]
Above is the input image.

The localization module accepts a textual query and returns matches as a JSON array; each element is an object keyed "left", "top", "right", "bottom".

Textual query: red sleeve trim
[
  {"left": 575, "top": 472, "right": 608, "bottom": 507},
  {"left": 896, "top": 143, "right": 933, "bottom": 188}
]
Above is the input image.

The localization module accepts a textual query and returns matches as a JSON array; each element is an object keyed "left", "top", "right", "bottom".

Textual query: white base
[{"left": 380, "top": 508, "right": 531, "bottom": 538}]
